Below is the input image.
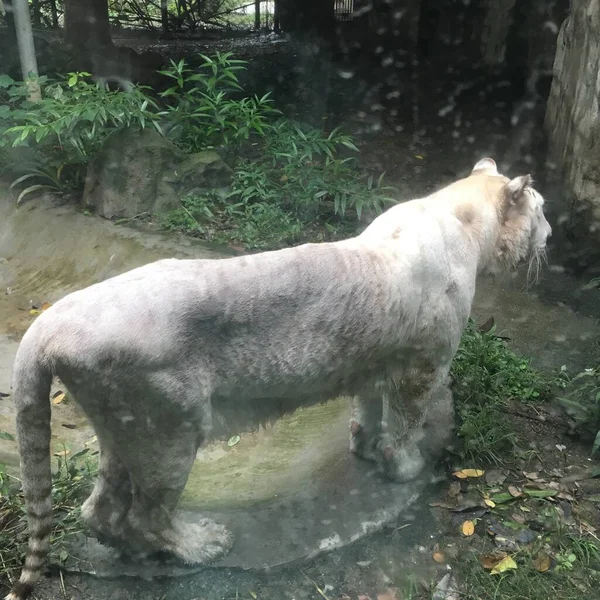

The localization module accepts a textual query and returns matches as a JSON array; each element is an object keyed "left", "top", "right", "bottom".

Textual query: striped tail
[{"left": 5, "top": 338, "right": 53, "bottom": 600}]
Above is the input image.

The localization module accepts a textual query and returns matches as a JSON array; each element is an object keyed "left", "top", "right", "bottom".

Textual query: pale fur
[{"left": 6, "top": 158, "right": 551, "bottom": 600}]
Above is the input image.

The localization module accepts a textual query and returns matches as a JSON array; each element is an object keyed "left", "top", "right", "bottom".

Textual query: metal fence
[{"left": 334, "top": 0, "right": 354, "bottom": 22}]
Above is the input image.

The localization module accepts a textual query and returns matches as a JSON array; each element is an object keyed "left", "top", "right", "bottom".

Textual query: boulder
[
  {"left": 544, "top": 0, "right": 600, "bottom": 272},
  {"left": 83, "top": 128, "right": 232, "bottom": 220}
]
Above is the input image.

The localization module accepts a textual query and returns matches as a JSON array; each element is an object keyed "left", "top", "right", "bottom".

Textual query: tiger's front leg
[
  {"left": 349, "top": 392, "right": 383, "bottom": 462},
  {"left": 380, "top": 364, "right": 451, "bottom": 483}
]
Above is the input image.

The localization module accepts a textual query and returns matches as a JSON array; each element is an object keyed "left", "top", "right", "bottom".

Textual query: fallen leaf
[
  {"left": 227, "top": 435, "right": 241, "bottom": 447},
  {"left": 0, "top": 392, "right": 10, "bottom": 398},
  {"left": 491, "top": 555, "right": 517, "bottom": 575},
  {"left": 557, "top": 492, "right": 575, "bottom": 502},
  {"left": 41, "top": 302, "right": 52, "bottom": 311},
  {"left": 555, "top": 444, "right": 566, "bottom": 452},
  {"left": 61, "top": 423, "right": 77, "bottom": 429},
  {"left": 508, "top": 486, "right": 522, "bottom": 498},
  {"left": 490, "top": 492, "right": 515, "bottom": 504},
  {"left": 430, "top": 501, "right": 457, "bottom": 509},
  {"left": 461, "top": 520, "right": 475, "bottom": 536},
  {"left": 483, "top": 497, "right": 496, "bottom": 508},
  {"left": 533, "top": 553, "right": 551, "bottom": 573},
  {"left": 523, "top": 489, "right": 557, "bottom": 499},
  {"left": 85, "top": 435, "right": 98, "bottom": 446},
  {"left": 480, "top": 551, "right": 507, "bottom": 570},
  {"left": 52, "top": 392, "right": 66, "bottom": 405},
  {"left": 511, "top": 512, "right": 526, "bottom": 524},
  {"left": 523, "top": 471, "right": 540, "bottom": 480},
  {"left": 29, "top": 309, "right": 41, "bottom": 316},
  {"left": 54, "top": 449, "right": 70, "bottom": 457},
  {"left": 454, "top": 469, "right": 485, "bottom": 479},
  {"left": 520, "top": 505, "right": 531, "bottom": 513},
  {"left": 432, "top": 551, "right": 446, "bottom": 563},
  {"left": 415, "top": 154, "right": 424, "bottom": 160}
]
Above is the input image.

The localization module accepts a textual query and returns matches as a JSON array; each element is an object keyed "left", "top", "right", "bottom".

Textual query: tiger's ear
[
  {"left": 471, "top": 157, "right": 498, "bottom": 176},
  {"left": 505, "top": 174, "right": 533, "bottom": 207}
]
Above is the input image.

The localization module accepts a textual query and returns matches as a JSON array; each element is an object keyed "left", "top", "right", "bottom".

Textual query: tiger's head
[{"left": 469, "top": 157, "right": 552, "bottom": 281}]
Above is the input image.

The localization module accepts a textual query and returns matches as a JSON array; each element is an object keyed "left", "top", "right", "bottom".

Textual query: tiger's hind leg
[
  {"left": 81, "top": 437, "right": 132, "bottom": 547},
  {"left": 117, "top": 423, "right": 233, "bottom": 565}
]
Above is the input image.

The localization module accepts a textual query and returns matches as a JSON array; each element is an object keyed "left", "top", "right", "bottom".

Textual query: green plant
[
  {"left": 451, "top": 320, "right": 553, "bottom": 463},
  {"left": 0, "top": 72, "right": 157, "bottom": 198},
  {"left": 161, "top": 192, "right": 303, "bottom": 250},
  {"left": 157, "top": 52, "right": 279, "bottom": 153},
  {"left": 0, "top": 448, "right": 96, "bottom": 586},
  {"left": 557, "top": 365, "right": 600, "bottom": 454},
  {"left": 256, "top": 119, "right": 397, "bottom": 219}
]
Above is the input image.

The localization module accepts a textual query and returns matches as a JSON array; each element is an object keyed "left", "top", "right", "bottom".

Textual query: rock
[
  {"left": 83, "top": 128, "right": 232, "bottom": 220},
  {"left": 545, "top": 0, "right": 600, "bottom": 272}
]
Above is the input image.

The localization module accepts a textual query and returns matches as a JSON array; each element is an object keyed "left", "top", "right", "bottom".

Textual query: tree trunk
[
  {"left": 254, "top": 0, "right": 260, "bottom": 30},
  {"left": 49, "top": 0, "right": 58, "bottom": 28},
  {"left": 1, "top": 0, "right": 17, "bottom": 46},
  {"left": 30, "top": 0, "right": 40, "bottom": 26},
  {"left": 161, "top": 0, "right": 168, "bottom": 32},
  {"left": 273, "top": 0, "right": 280, "bottom": 33},
  {"left": 64, "top": 0, "right": 112, "bottom": 54},
  {"left": 12, "top": 0, "right": 41, "bottom": 100}
]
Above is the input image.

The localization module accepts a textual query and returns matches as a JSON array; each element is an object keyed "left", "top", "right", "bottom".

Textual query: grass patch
[
  {"left": 0, "top": 450, "right": 96, "bottom": 589},
  {"left": 451, "top": 319, "right": 555, "bottom": 465},
  {"left": 456, "top": 533, "right": 600, "bottom": 600}
]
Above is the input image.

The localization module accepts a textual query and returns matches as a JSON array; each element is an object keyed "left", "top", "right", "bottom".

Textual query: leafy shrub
[
  {"left": 236, "top": 119, "right": 397, "bottom": 220},
  {"left": 161, "top": 192, "right": 303, "bottom": 250},
  {"left": 557, "top": 366, "right": 600, "bottom": 454},
  {"left": 0, "top": 72, "right": 156, "bottom": 200},
  {"left": 157, "top": 52, "right": 279, "bottom": 153},
  {"left": 451, "top": 319, "right": 553, "bottom": 463}
]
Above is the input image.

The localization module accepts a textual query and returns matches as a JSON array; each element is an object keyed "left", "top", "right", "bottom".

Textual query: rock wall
[{"left": 545, "top": 0, "right": 600, "bottom": 271}]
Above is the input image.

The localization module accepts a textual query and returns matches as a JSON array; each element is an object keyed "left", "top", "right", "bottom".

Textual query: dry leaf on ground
[
  {"left": 454, "top": 469, "right": 485, "bottom": 479},
  {"left": 533, "top": 553, "right": 551, "bottom": 573},
  {"left": 491, "top": 555, "right": 517, "bottom": 575},
  {"left": 461, "top": 520, "right": 475, "bottom": 536},
  {"left": 433, "top": 551, "right": 446, "bottom": 563},
  {"left": 508, "top": 486, "right": 522, "bottom": 497},
  {"left": 52, "top": 391, "right": 66, "bottom": 405},
  {"left": 480, "top": 551, "right": 508, "bottom": 570}
]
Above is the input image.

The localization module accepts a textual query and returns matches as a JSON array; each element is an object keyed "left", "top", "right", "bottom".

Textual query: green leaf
[
  {"left": 0, "top": 431, "right": 15, "bottom": 441},
  {"left": 490, "top": 492, "right": 516, "bottom": 505},
  {"left": 592, "top": 430, "right": 600, "bottom": 455},
  {"left": 522, "top": 489, "right": 557, "bottom": 499},
  {"left": 16, "top": 184, "right": 55, "bottom": 205},
  {"left": 227, "top": 435, "right": 241, "bottom": 447}
]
